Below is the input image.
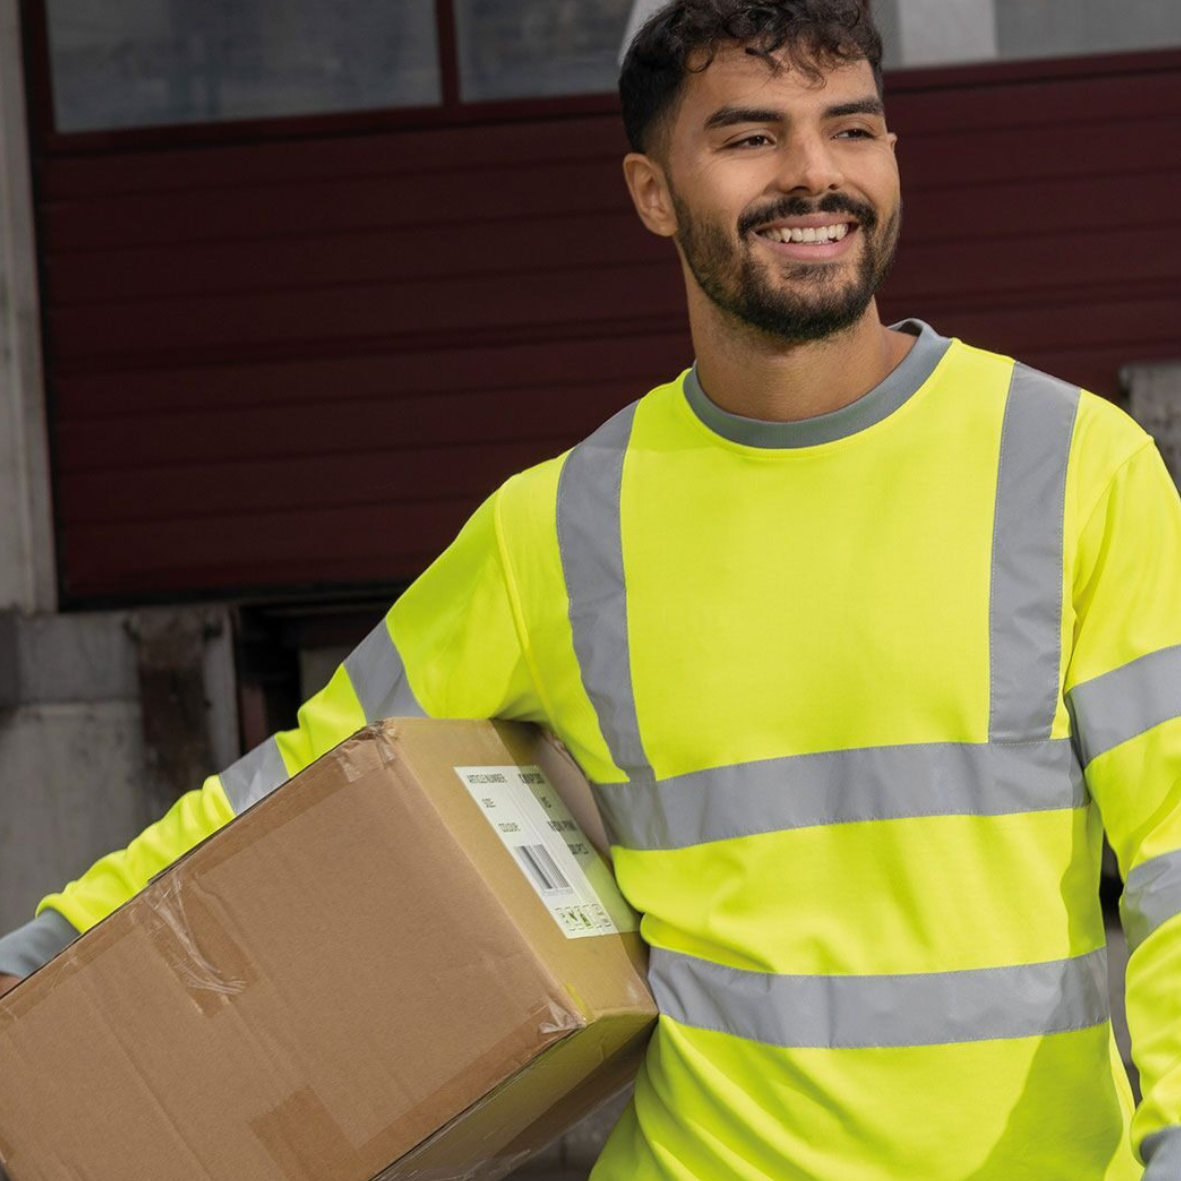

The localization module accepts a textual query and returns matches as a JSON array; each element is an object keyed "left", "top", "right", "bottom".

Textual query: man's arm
[
  {"left": 1065, "top": 439, "right": 1181, "bottom": 1177},
  {"left": 0, "top": 485, "right": 547, "bottom": 982},
  {"left": 0, "top": 907, "right": 83, "bottom": 984}
]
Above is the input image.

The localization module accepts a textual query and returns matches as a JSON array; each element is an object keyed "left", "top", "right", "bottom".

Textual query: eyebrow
[{"left": 703, "top": 97, "right": 885, "bottom": 132}]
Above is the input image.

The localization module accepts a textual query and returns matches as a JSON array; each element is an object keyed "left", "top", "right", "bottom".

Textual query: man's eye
[
  {"left": 727, "top": 134, "right": 772, "bottom": 149},
  {"left": 836, "top": 128, "right": 875, "bottom": 139}
]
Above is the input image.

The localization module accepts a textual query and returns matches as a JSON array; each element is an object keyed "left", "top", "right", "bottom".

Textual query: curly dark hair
[{"left": 619, "top": 0, "right": 884, "bottom": 159}]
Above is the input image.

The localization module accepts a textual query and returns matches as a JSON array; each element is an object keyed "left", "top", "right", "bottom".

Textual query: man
[{"left": 2, "top": 2, "right": 1179, "bottom": 1178}]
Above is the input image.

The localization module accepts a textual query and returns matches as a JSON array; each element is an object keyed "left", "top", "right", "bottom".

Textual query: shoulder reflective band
[
  {"left": 649, "top": 944, "right": 1109, "bottom": 1049},
  {"left": 989, "top": 362, "right": 1080, "bottom": 743},
  {"left": 591, "top": 737, "right": 1085, "bottom": 851},
  {"left": 1121, "top": 847, "right": 1181, "bottom": 952},
  {"left": 556, "top": 402, "right": 654, "bottom": 784},
  {"left": 1142, "top": 1127, "right": 1181, "bottom": 1179},
  {"left": 1066, "top": 644, "right": 1181, "bottom": 769},
  {"left": 219, "top": 736, "right": 288, "bottom": 815},
  {"left": 344, "top": 618, "right": 425, "bottom": 723}
]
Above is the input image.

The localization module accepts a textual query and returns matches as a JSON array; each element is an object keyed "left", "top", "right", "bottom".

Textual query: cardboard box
[{"left": 0, "top": 720, "right": 657, "bottom": 1181}]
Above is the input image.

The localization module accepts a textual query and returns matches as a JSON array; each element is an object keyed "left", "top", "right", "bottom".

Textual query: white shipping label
[{"left": 455, "top": 765, "right": 638, "bottom": 939}]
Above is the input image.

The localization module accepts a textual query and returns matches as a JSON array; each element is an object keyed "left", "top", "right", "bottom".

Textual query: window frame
[
  {"left": 20, "top": 1, "right": 1181, "bottom": 156},
  {"left": 22, "top": 0, "right": 627, "bottom": 152}
]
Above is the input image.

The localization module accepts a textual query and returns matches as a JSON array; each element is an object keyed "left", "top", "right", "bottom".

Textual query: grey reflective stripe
[
  {"left": 682, "top": 319, "right": 953, "bottom": 449},
  {"left": 344, "top": 617, "right": 426, "bottom": 723},
  {"left": 556, "top": 402, "right": 653, "bottom": 782},
  {"left": 1142, "top": 1126, "right": 1181, "bottom": 1179},
  {"left": 218, "top": 735, "right": 289, "bottom": 814},
  {"left": 1120, "top": 848, "right": 1181, "bottom": 952},
  {"left": 649, "top": 945, "right": 1109, "bottom": 1049},
  {"left": 989, "top": 363, "right": 1080, "bottom": 743},
  {"left": 591, "top": 736, "right": 1085, "bottom": 851},
  {"left": 0, "top": 909, "right": 80, "bottom": 978},
  {"left": 1066, "top": 644, "right": 1181, "bottom": 768}
]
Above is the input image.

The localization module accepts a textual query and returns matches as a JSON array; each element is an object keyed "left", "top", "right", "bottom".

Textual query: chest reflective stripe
[{"left": 555, "top": 362, "right": 1107, "bottom": 1048}]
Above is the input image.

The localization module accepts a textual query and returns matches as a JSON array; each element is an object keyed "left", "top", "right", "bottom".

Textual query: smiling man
[
  {"left": 622, "top": 4, "right": 908, "bottom": 425},
  {"left": 3, "top": 3, "right": 1181, "bottom": 1180}
]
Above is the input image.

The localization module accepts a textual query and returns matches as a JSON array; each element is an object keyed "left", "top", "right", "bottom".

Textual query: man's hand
[{"left": 0, "top": 973, "right": 19, "bottom": 998}]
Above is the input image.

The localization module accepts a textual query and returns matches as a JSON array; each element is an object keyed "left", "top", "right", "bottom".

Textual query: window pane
[
  {"left": 994, "top": 0, "right": 1181, "bottom": 61},
  {"left": 46, "top": 0, "right": 441, "bottom": 133},
  {"left": 455, "top": 0, "right": 634, "bottom": 102},
  {"left": 879, "top": 0, "right": 1181, "bottom": 69}
]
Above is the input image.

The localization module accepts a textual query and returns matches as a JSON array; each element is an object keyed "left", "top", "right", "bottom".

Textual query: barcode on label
[{"left": 513, "top": 844, "right": 572, "bottom": 895}]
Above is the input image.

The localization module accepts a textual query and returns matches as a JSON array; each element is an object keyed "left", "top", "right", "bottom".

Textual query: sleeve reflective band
[
  {"left": 218, "top": 735, "right": 289, "bottom": 816},
  {"left": 1142, "top": 1127, "right": 1181, "bottom": 1178},
  {"left": 1121, "top": 848, "right": 1181, "bottom": 952},
  {"left": 0, "top": 909, "right": 79, "bottom": 978},
  {"left": 219, "top": 619, "right": 424, "bottom": 817},
  {"left": 344, "top": 618, "right": 425, "bottom": 723},
  {"left": 1066, "top": 645, "right": 1181, "bottom": 768}
]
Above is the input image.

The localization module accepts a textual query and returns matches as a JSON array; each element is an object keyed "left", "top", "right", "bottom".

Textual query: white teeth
[
  {"left": 765, "top": 224, "right": 850, "bottom": 245},
  {"left": 760, "top": 223, "right": 851, "bottom": 244}
]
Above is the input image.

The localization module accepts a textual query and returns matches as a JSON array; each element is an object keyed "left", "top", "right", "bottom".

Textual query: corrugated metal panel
[{"left": 31, "top": 49, "right": 1181, "bottom": 603}]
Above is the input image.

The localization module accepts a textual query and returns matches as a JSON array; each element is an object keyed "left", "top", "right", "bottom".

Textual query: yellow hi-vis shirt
[{"left": 16, "top": 317, "right": 1181, "bottom": 1179}]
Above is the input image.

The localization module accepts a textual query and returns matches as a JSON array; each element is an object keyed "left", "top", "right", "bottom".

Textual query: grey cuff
[
  {"left": 1143, "top": 1126, "right": 1181, "bottom": 1178},
  {"left": 0, "top": 909, "right": 80, "bottom": 979}
]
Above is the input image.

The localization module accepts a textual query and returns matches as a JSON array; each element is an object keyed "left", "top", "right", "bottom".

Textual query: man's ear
[{"left": 622, "top": 153, "right": 678, "bottom": 239}]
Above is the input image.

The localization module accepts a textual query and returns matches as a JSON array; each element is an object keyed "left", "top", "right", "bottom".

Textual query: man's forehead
[{"left": 678, "top": 46, "right": 876, "bottom": 127}]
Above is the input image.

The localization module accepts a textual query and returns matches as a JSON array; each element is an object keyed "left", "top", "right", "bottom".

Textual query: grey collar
[{"left": 682, "top": 318, "right": 953, "bottom": 449}]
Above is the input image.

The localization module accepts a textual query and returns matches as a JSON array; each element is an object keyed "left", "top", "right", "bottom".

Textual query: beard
[{"left": 671, "top": 188, "right": 902, "bottom": 346}]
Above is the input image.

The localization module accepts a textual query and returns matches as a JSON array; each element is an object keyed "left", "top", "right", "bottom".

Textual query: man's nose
[{"left": 770, "top": 134, "right": 846, "bottom": 195}]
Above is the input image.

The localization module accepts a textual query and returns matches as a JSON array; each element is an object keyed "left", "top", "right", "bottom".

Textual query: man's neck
[{"left": 690, "top": 303, "right": 917, "bottom": 424}]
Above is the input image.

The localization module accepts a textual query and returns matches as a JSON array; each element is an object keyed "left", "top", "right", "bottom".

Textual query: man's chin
[
  {"left": 730, "top": 290, "right": 877, "bottom": 342},
  {"left": 749, "top": 250, "right": 863, "bottom": 290}
]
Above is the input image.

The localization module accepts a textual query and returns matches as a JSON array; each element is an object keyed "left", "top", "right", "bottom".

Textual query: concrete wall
[
  {"left": 0, "top": 0, "right": 240, "bottom": 939},
  {"left": 0, "top": 0, "right": 54, "bottom": 616},
  {"left": 0, "top": 609, "right": 239, "bottom": 934}
]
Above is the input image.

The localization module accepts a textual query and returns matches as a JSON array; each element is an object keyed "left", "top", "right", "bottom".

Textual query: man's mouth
[
  {"left": 755, "top": 222, "right": 854, "bottom": 245},
  {"left": 753, "top": 221, "right": 861, "bottom": 260}
]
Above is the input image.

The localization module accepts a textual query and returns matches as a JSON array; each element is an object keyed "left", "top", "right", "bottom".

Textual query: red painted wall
[{"left": 29, "top": 48, "right": 1181, "bottom": 604}]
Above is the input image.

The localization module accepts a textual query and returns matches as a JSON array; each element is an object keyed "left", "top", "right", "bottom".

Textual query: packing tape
[
  {"left": 141, "top": 871, "right": 254, "bottom": 1017},
  {"left": 252, "top": 1081, "right": 536, "bottom": 1181},
  {"left": 250, "top": 1087, "right": 356, "bottom": 1181},
  {"left": 250, "top": 1003, "right": 582, "bottom": 1181}
]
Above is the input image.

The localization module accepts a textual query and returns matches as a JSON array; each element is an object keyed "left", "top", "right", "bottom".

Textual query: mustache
[{"left": 739, "top": 196, "right": 877, "bottom": 237}]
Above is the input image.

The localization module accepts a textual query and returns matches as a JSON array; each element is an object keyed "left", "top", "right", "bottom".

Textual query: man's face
[{"left": 652, "top": 47, "right": 902, "bottom": 345}]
